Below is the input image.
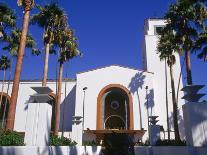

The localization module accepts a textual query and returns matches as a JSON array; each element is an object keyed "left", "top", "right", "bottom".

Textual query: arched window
[{"left": 0, "top": 92, "right": 10, "bottom": 129}]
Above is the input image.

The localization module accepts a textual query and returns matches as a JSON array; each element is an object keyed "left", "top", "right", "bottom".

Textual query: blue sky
[{"left": 1, "top": 0, "right": 207, "bottom": 99}]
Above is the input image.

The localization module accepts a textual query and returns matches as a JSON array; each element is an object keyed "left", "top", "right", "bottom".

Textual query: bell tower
[{"left": 142, "top": 19, "right": 185, "bottom": 138}]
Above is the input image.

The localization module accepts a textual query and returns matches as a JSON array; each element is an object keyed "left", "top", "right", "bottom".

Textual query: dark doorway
[{"left": 103, "top": 133, "right": 134, "bottom": 155}]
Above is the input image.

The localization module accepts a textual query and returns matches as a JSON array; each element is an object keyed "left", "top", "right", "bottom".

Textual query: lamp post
[
  {"left": 82, "top": 87, "right": 88, "bottom": 133},
  {"left": 145, "top": 86, "right": 150, "bottom": 143}
]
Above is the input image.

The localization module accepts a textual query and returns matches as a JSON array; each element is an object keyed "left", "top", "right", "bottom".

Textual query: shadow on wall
[
  {"left": 0, "top": 147, "right": 22, "bottom": 155},
  {"left": 144, "top": 89, "right": 154, "bottom": 116},
  {"left": 169, "top": 109, "right": 185, "bottom": 140},
  {"left": 128, "top": 72, "right": 146, "bottom": 129},
  {"left": 59, "top": 85, "right": 76, "bottom": 132}
]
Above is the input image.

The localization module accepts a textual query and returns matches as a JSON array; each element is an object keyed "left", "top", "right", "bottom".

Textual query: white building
[{"left": 0, "top": 19, "right": 185, "bottom": 145}]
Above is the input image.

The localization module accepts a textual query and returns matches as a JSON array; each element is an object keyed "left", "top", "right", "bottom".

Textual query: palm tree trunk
[
  {"left": 6, "top": 9, "right": 30, "bottom": 130},
  {"left": 42, "top": 43, "right": 50, "bottom": 86},
  {"left": 165, "top": 58, "right": 170, "bottom": 140},
  {"left": 0, "top": 69, "right": 6, "bottom": 108},
  {"left": 54, "top": 62, "right": 63, "bottom": 136},
  {"left": 185, "top": 51, "right": 193, "bottom": 85},
  {"left": 169, "top": 65, "right": 181, "bottom": 142}
]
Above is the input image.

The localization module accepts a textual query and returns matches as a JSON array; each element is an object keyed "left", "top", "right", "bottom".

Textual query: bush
[
  {"left": 83, "top": 140, "right": 97, "bottom": 146},
  {"left": 50, "top": 135, "right": 77, "bottom": 146},
  {"left": 0, "top": 130, "right": 24, "bottom": 146},
  {"left": 156, "top": 139, "right": 186, "bottom": 146}
]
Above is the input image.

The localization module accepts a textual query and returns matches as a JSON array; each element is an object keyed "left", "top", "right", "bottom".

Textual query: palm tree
[
  {"left": 157, "top": 28, "right": 181, "bottom": 142},
  {"left": 0, "top": 55, "right": 10, "bottom": 108},
  {"left": 194, "top": 30, "right": 207, "bottom": 61},
  {"left": 31, "top": 3, "right": 65, "bottom": 86},
  {"left": 6, "top": 0, "right": 34, "bottom": 130},
  {"left": 2, "top": 28, "right": 40, "bottom": 56},
  {"left": 53, "top": 23, "right": 80, "bottom": 135},
  {"left": 0, "top": 3, "right": 16, "bottom": 38},
  {"left": 164, "top": 0, "right": 207, "bottom": 85}
]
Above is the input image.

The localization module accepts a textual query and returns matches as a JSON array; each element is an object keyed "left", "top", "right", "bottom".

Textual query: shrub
[
  {"left": 156, "top": 139, "right": 186, "bottom": 146},
  {"left": 50, "top": 135, "right": 77, "bottom": 146},
  {"left": 0, "top": 130, "right": 24, "bottom": 146}
]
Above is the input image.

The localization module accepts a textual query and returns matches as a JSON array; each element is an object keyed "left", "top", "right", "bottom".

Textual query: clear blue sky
[{"left": 1, "top": 0, "right": 207, "bottom": 99}]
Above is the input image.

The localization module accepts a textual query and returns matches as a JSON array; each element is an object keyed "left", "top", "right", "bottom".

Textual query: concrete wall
[
  {"left": 0, "top": 146, "right": 102, "bottom": 155},
  {"left": 134, "top": 146, "right": 207, "bottom": 155},
  {"left": 72, "top": 65, "right": 154, "bottom": 144},
  {"left": 142, "top": 19, "right": 185, "bottom": 139}
]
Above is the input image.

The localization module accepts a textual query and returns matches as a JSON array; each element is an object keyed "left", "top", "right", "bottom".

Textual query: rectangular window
[{"left": 154, "top": 26, "right": 164, "bottom": 35}]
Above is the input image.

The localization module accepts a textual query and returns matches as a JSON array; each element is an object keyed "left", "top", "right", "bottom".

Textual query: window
[{"left": 154, "top": 26, "right": 164, "bottom": 35}]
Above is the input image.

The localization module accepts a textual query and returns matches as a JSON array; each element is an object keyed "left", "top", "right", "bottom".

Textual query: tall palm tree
[
  {"left": 0, "top": 55, "right": 10, "bottom": 108},
  {"left": 6, "top": 0, "right": 34, "bottom": 130},
  {"left": 0, "top": 3, "right": 16, "bottom": 38},
  {"left": 158, "top": 28, "right": 181, "bottom": 142},
  {"left": 165, "top": 0, "right": 207, "bottom": 85},
  {"left": 2, "top": 28, "right": 40, "bottom": 56},
  {"left": 53, "top": 23, "right": 80, "bottom": 135},
  {"left": 31, "top": 3, "right": 65, "bottom": 86}
]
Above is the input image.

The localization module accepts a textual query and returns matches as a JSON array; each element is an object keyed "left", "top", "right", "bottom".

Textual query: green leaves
[
  {"left": 17, "top": 0, "right": 34, "bottom": 10},
  {"left": 56, "top": 28, "right": 81, "bottom": 63},
  {"left": 2, "top": 28, "right": 40, "bottom": 56},
  {"left": 0, "top": 3, "right": 16, "bottom": 38},
  {"left": 30, "top": 3, "right": 65, "bottom": 44},
  {"left": 0, "top": 130, "right": 24, "bottom": 146},
  {"left": 50, "top": 135, "right": 77, "bottom": 146},
  {"left": 0, "top": 55, "right": 10, "bottom": 71}
]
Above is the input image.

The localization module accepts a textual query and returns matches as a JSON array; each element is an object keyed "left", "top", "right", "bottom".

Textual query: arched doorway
[
  {"left": 0, "top": 92, "right": 11, "bottom": 128},
  {"left": 97, "top": 84, "right": 134, "bottom": 130}
]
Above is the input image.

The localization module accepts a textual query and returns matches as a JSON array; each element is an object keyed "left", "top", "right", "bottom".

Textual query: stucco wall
[
  {"left": 0, "top": 80, "right": 76, "bottom": 133},
  {"left": 143, "top": 19, "right": 185, "bottom": 139},
  {"left": 134, "top": 146, "right": 207, "bottom": 155},
  {"left": 72, "top": 65, "right": 154, "bottom": 144},
  {"left": 0, "top": 146, "right": 102, "bottom": 155}
]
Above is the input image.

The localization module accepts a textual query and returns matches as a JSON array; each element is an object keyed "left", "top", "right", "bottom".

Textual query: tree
[
  {"left": 53, "top": 21, "right": 80, "bottom": 135},
  {"left": 164, "top": 0, "right": 207, "bottom": 85},
  {"left": 0, "top": 3, "right": 16, "bottom": 38},
  {"left": 31, "top": 3, "right": 65, "bottom": 86},
  {"left": 6, "top": 0, "right": 34, "bottom": 130},
  {"left": 157, "top": 28, "right": 181, "bottom": 142},
  {"left": 2, "top": 28, "right": 40, "bottom": 56},
  {"left": 0, "top": 56, "right": 10, "bottom": 108},
  {"left": 194, "top": 30, "right": 207, "bottom": 61}
]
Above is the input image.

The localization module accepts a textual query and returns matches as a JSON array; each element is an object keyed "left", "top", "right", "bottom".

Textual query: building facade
[{"left": 0, "top": 19, "right": 185, "bottom": 145}]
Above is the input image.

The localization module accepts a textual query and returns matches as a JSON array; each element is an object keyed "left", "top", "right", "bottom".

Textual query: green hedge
[
  {"left": 50, "top": 135, "right": 77, "bottom": 146},
  {"left": 0, "top": 130, "right": 24, "bottom": 146}
]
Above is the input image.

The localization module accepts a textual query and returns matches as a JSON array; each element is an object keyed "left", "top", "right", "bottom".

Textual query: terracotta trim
[
  {"left": 0, "top": 92, "right": 11, "bottom": 103},
  {"left": 96, "top": 84, "right": 134, "bottom": 130}
]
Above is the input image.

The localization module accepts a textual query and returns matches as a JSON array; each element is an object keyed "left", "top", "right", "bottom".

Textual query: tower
[{"left": 142, "top": 19, "right": 185, "bottom": 139}]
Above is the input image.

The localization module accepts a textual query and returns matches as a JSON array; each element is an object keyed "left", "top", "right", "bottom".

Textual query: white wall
[
  {"left": 0, "top": 80, "right": 76, "bottom": 134},
  {"left": 0, "top": 146, "right": 102, "bottom": 155},
  {"left": 134, "top": 146, "right": 207, "bottom": 155},
  {"left": 72, "top": 65, "right": 154, "bottom": 144},
  {"left": 142, "top": 19, "right": 185, "bottom": 139}
]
